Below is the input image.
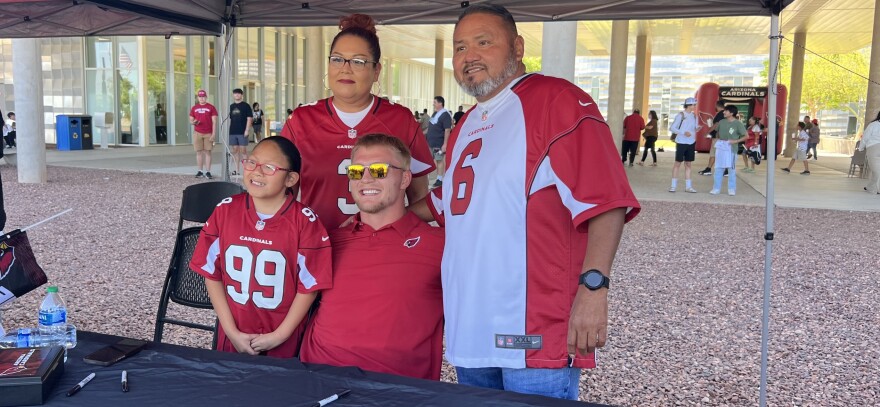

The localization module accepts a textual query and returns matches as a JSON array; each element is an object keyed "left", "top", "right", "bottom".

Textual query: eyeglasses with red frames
[
  {"left": 241, "top": 159, "right": 293, "bottom": 176},
  {"left": 345, "top": 163, "right": 404, "bottom": 180}
]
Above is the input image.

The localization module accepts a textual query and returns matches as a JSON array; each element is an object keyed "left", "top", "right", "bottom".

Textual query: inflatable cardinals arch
[{"left": 694, "top": 83, "right": 787, "bottom": 155}]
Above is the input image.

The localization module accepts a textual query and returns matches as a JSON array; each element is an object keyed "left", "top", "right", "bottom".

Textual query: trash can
[
  {"left": 56, "top": 115, "right": 92, "bottom": 151},
  {"left": 80, "top": 116, "right": 93, "bottom": 150}
]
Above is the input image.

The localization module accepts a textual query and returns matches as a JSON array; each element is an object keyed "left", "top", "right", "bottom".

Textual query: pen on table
[
  {"left": 66, "top": 372, "right": 96, "bottom": 397},
  {"left": 122, "top": 370, "right": 129, "bottom": 392},
  {"left": 310, "top": 389, "right": 351, "bottom": 407}
]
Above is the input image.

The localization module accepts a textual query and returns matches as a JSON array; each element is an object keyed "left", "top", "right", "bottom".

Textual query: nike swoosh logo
[
  {"left": 321, "top": 236, "right": 330, "bottom": 241},
  {"left": 579, "top": 101, "right": 592, "bottom": 107}
]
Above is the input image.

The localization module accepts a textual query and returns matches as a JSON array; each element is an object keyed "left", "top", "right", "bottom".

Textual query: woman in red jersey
[{"left": 281, "top": 14, "right": 435, "bottom": 230}]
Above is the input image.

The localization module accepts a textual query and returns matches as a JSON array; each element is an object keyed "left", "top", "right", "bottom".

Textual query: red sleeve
[
  {"left": 190, "top": 206, "right": 224, "bottom": 281},
  {"left": 280, "top": 114, "right": 296, "bottom": 143},
  {"left": 424, "top": 188, "right": 445, "bottom": 227},
  {"left": 545, "top": 114, "right": 640, "bottom": 232},
  {"left": 295, "top": 204, "right": 333, "bottom": 293}
]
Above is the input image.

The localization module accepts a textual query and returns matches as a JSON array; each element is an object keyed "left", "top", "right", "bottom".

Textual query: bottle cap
[{"left": 47, "top": 286, "right": 58, "bottom": 293}]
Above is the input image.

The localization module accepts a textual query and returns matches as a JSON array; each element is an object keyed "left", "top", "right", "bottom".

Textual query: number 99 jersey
[{"left": 190, "top": 193, "right": 333, "bottom": 358}]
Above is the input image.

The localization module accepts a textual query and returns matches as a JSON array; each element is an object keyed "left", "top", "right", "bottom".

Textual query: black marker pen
[
  {"left": 66, "top": 372, "right": 95, "bottom": 397},
  {"left": 310, "top": 389, "right": 351, "bottom": 407},
  {"left": 122, "top": 370, "right": 129, "bottom": 392}
]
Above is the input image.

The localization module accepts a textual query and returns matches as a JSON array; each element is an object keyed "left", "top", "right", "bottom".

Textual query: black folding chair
[
  {"left": 178, "top": 181, "right": 245, "bottom": 232},
  {"left": 153, "top": 226, "right": 218, "bottom": 348}
]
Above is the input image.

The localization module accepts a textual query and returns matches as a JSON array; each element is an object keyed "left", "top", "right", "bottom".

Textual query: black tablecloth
[{"left": 41, "top": 331, "right": 605, "bottom": 406}]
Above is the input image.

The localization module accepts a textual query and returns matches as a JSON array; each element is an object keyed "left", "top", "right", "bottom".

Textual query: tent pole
[
  {"left": 759, "top": 10, "right": 780, "bottom": 407},
  {"left": 219, "top": 23, "right": 232, "bottom": 181}
]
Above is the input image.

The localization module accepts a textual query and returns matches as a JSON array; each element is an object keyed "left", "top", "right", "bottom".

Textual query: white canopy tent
[{"left": 0, "top": 1, "right": 794, "bottom": 406}]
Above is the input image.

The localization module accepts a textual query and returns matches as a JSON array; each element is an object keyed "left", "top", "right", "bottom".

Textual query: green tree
[
  {"left": 522, "top": 56, "right": 541, "bottom": 73},
  {"left": 761, "top": 50, "right": 869, "bottom": 132}
]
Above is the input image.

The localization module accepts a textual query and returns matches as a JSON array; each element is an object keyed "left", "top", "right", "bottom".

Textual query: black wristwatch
[{"left": 579, "top": 269, "right": 610, "bottom": 290}]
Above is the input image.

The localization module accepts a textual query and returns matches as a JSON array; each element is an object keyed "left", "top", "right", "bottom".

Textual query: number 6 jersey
[
  {"left": 190, "top": 193, "right": 333, "bottom": 358},
  {"left": 427, "top": 74, "right": 641, "bottom": 370}
]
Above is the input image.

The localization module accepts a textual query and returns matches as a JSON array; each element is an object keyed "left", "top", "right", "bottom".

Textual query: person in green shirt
[{"left": 710, "top": 105, "right": 747, "bottom": 196}]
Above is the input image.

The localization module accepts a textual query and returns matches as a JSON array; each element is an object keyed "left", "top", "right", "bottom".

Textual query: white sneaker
[
  {"left": 728, "top": 190, "right": 736, "bottom": 196},
  {"left": 668, "top": 186, "right": 676, "bottom": 193},
  {"left": 685, "top": 187, "right": 697, "bottom": 193},
  {"left": 709, "top": 189, "right": 720, "bottom": 195}
]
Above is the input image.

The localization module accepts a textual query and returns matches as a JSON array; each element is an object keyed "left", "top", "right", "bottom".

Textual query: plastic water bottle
[
  {"left": 38, "top": 286, "right": 67, "bottom": 337},
  {"left": 0, "top": 324, "right": 77, "bottom": 349}
]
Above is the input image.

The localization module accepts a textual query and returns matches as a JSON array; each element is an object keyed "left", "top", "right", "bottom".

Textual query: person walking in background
[
  {"left": 252, "top": 102, "right": 265, "bottom": 142},
  {"left": 807, "top": 118, "right": 820, "bottom": 160},
  {"left": 453, "top": 105, "right": 465, "bottom": 126},
  {"left": 2, "top": 112, "right": 15, "bottom": 149},
  {"left": 639, "top": 110, "right": 659, "bottom": 166},
  {"left": 419, "top": 108, "right": 430, "bottom": 134},
  {"left": 669, "top": 97, "right": 700, "bottom": 193},
  {"left": 699, "top": 101, "right": 726, "bottom": 176},
  {"left": 710, "top": 105, "right": 747, "bottom": 196},
  {"left": 782, "top": 121, "right": 811, "bottom": 175},
  {"left": 228, "top": 88, "right": 253, "bottom": 176},
  {"left": 426, "top": 96, "right": 453, "bottom": 187},
  {"left": 858, "top": 111, "right": 880, "bottom": 194},
  {"left": 622, "top": 109, "right": 645, "bottom": 167},
  {"left": 280, "top": 13, "right": 434, "bottom": 230},
  {"left": 190, "top": 89, "right": 218, "bottom": 179},
  {"left": 741, "top": 116, "right": 762, "bottom": 173}
]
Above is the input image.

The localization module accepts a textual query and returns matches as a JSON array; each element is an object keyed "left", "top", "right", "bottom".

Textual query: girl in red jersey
[
  {"left": 742, "top": 116, "right": 763, "bottom": 172},
  {"left": 280, "top": 14, "right": 435, "bottom": 230},
  {"left": 190, "top": 137, "right": 332, "bottom": 358}
]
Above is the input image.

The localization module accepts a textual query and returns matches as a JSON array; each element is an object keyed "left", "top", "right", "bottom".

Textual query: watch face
[{"left": 585, "top": 272, "right": 605, "bottom": 288}]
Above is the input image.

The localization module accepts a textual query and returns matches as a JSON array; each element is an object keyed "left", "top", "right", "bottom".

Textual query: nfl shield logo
[{"left": 347, "top": 129, "right": 357, "bottom": 139}]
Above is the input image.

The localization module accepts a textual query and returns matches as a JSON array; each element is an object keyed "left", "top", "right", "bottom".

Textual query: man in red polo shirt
[
  {"left": 622, "top": 108, "right": 646, "bottom": 167},
  {"left": 299, "top": 133, "right": 444, "bottom": 380}
]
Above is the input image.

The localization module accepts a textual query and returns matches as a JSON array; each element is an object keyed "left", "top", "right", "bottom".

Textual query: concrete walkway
[{"left": 4, "top": 144, "right": 879, "bottom": 212}]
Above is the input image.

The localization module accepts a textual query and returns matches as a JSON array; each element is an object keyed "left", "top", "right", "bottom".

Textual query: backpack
[{"left": 669, "top": 112, "right": 684, "bottom": 141}]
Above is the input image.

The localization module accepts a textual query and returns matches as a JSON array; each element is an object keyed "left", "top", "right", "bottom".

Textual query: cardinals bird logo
[
  {"left": 403, "top": 236, "right": 421, "bottom": 248},
  {"left": 0, "top": 242, "right": 16, "bottom": 281}
]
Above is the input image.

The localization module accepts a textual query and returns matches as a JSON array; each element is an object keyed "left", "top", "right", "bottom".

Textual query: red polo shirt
[
  {"left": 623, "top": 113, "right": 646, "bottom": 142},
  {"left": 300, "top": 211, "right": 444, "bottom": 380}
]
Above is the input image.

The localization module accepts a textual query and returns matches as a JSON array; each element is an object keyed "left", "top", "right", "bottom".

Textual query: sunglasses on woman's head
[{"left": 346, "top": 163, "right": 404, "bottom": 180}]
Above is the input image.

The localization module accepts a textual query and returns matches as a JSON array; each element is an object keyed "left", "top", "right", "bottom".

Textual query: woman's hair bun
[{"left": 339, "top": 14, "right": 377, "bottom": 34}]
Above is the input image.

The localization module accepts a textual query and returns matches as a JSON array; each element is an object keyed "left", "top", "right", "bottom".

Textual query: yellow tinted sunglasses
[{"left": 346, "top": 163, "right": 404, "bottom": 180}]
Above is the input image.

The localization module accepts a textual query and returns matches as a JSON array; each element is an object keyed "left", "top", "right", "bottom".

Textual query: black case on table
[{"left": 0, "top": 346, "right": 65, "bottom": 406}]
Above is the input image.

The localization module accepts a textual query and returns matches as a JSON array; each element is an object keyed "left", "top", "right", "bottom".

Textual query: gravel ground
[{"left": 2, "top": 165, "right": 879, "bottom": 406}]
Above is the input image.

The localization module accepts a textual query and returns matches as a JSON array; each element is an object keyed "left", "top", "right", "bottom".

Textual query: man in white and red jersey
[
  {"left": 300, "top": 133, "right": 443, "bottom": 380},
  {"left": 281, "top": 98, "right": 435, "bottom": 230},
  {"left": 190, "top": 89, "right": 218, "bottom": 179},
  {"left": 411, "top": 4, "right": 641, "bottom": 400},
  {"left": 190, "top": 193, "right": 332, "bottom": 358}
]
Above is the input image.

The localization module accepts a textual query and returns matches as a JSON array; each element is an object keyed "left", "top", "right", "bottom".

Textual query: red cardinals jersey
[
  {"left": 427, "top": 74, "right": 641, "bottom": 369},
  {"left": 189, "top": 103, "right": 217, "bottom": 134},
  {"left": 281, "top": 96, "right": 435, "bottom": 230},
  {"left": 190, "top": 193, "right": 333, "bottom": 358},
  {"left": 300, "top": 212, "right": 444, "bottom": 380}
]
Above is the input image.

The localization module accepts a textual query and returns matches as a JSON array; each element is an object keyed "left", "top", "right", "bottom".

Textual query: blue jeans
[
  {"left": 455, "top": 366, "right": 581, "bottom": 401},
  {"left": 713, "top": 167, "right": 737, "bottom": 193}
]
